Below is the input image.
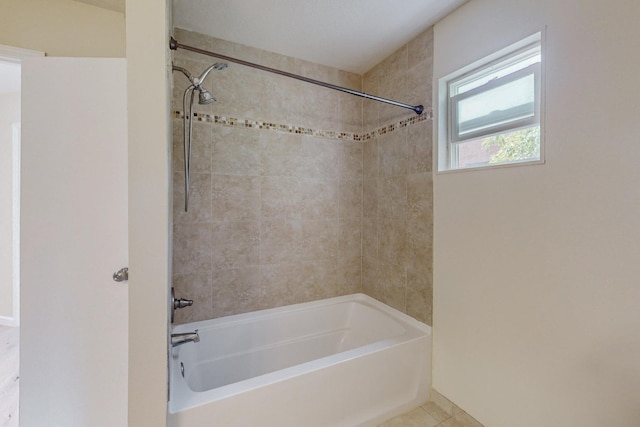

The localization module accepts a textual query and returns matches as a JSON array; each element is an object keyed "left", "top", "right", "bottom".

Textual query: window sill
[{"left": 436, "top": 158, "right": 545, "bottom": 175}]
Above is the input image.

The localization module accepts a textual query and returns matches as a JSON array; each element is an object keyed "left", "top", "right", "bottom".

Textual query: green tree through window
[{"left": 481, "top": 127, "right": 540, "bottom": 164}]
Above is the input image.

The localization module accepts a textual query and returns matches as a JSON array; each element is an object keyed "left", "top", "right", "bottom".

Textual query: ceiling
[
  {"left": 72, "top": 0, "right": 468, "bottom": 74},
  {"left": 0, "top": 61, "right": 20, "bottom": 95},
  {"left": 173, "top": 0, "right": 468, "bottom": 75}
]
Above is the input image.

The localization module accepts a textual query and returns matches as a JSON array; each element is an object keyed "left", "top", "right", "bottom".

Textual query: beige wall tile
[
  {"left": 338, "top": 94, "right": 363, "bottom": 133},
  {"left": 378, "top": 215, "right": 407, "bottom": 267},
  {"left": 259, "top": 50, "right": 302, "bottom": 75},
  {"left": 173, "top": 172, "right": 212, "bottom": 224},
  {"left": 211, "top": 126, "right": 261, "bottom": 176},
  {"left": 209, "top": 65, "right": 264, "bottom": 119},
  {"left": 301, "top": 220, "right": 338, "bottom": 261},
  {"left": 377, "top": 130, "right": 408, "bottom": 176},
  {"left": 301, "top": 84, "right": 339, "bottom": 130},
  {"left": 171, "top": 26, "right": 434, "bottom": 324},
  {"left": 172, "top": 119, "right": 212, "bottom": 174},
  {"left": 362, "top": 256, "right": 379, "bottom": 298},
  {"left": 363, "top": 179, "right": 377, "bottom": 219},
  {"left": 336, "top": 255, "right": 362, "bottom": 295},
  {"left": 377, "top": 175, "right": 407, "bottom": 219},
  {"left": 338, "top": 179, "right": 362, "bottom": 220},
  {"left": 406, "top": 278, "right": 432, "bottom": 325},
  {"left": 210, "top": 221, "right": 260, "bottom": 269},
  {"left": 260, "top": 175, "right": 302, "bottom": 219},
  {"left": 406, "top": 64, "right": 432, "bottom": 108},
  {"left": 211, "top": 267, "right": 262, "bottom": 317},
  {"left": 377, "top": 261, "right": 406, "bottom": 312},
  {"left": 301, "top": 60, "right": 341, "bottom": 86},
  {"left": 408, "top": 27, "right": 434, "bottom": 70},
  {"left": 260, "top": 132, "right": 303, "bottom": 177},
  {"left": 300, "top": 176, "right": 339, "bottom": 219},
  {"left": 407, "top": 120, "right": 433, "bottom": 174},
  {"left": 337, "top": 218, "right": 362, "bottom": 260},
  {"left": 211, "top": 174, "right": 261, "bottom": 222},
  {"left": 337, "top": 141, "right": 364, "bottom": 181},
  {"left": 261, "top": 73, "right": 306, "bottom": 124},
  {"left": 407, "top": 172, "right": 433, "bottom": 222},
  {"left": 363, "top": 139, "right": 378, "bottom": 180},
  {"left": 300, "top": 136, "right": 340, "bottom": 179},
  {"left": 259, "top": 218, "right": 303, "bottom": 265},
  {"left": 360, "top": 27, "right": 434, "bottom": 325},
  {"left": 210, "top": 35, "right": 262, "bottom": 64},
  {"left": 378, "top": 75, "right": 409, "bottom": 124},
  {"left": 172, "top": 223, "right": 213, "bottom": 275},
  {"left": 363, "top": 98, "right": 379, "bottom": 130},
  {"left": 362, "top": 217, "right": 378, "bottom": 260},
  {"left": 260, "top": 260, "right": 338, "bottom": 306}
]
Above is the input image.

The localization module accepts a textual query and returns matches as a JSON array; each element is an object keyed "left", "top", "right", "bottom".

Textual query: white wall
[
  {"left": 126, "top": 1, "right": 171, "bottom": 425},
  {"left": 0, "top": 0, "right": 124, "bottom": 57},
  {"left": 0, "top": 92, "right": 19, "bottom": 321},
  {"left": 433, "top": 1, "right": 640, "bottom": 426}
]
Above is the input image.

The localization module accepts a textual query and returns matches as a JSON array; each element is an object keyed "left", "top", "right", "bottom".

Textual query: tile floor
[
  {"left": 379, "top": 389, "right": 485, "bottom": 427},
  {"left": 379, "top": 401, "right": 466, "bottom": 427},
  {"left": 0, "top": 326, "right": 19, "bottom": 427}
]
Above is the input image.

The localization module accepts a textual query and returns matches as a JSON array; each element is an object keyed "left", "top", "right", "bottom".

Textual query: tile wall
[
  {"left": 362, "top": 28, "right": 434, "bottom": 324},
  {"left": 171, "top": 27, "right": 433, "bottom": 325}
]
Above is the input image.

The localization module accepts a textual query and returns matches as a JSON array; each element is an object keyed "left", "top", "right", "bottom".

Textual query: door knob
[{"left": 112, "top": 267, "right": 128, "bottom": 282}]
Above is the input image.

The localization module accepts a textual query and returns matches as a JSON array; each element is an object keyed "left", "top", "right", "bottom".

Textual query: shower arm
[
  {"left": 172, "top": 64, "right": 192, "bottom": 81},
  {"left": 169, "top": 37, "right": 425, "bottom": 115}
]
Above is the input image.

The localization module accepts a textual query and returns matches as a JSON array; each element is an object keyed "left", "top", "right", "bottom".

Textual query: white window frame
[{"left": 437, "top": 32, "right": 545, "bottom": 172}]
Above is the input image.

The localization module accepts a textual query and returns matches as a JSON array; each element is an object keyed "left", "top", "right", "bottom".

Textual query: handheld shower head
[
  {"left": 198, "top": 62, "right": 227, "bottom": 83},
  {"left": 172, "top": 61, "right": 228, "bottom": 211}
]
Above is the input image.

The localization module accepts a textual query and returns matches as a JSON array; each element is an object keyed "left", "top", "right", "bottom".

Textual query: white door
[{"left": 20, "top": 58, "right": 128, "bottom": 427}]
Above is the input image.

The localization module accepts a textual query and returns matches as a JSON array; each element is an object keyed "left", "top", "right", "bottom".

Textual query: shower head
[
  {"left": 173, "top": 61, "right": 228, "bottom": 211},
  {"left": 172, "top": 62, "right": 227, "bottom": 105},
  {"left": 198, "top": 88, "right": 216, "bottom": 104}
]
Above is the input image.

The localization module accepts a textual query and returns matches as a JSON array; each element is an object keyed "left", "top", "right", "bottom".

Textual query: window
[{"left": 442, "top": 36, "right": 543, "bottom": 171}]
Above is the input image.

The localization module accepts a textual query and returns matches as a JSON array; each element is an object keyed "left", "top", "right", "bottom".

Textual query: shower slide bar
[{"left": 169, "top": 37, "right": 424, "bottom": 115}]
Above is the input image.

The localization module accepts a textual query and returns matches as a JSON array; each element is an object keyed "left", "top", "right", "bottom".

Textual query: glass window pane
[
  {"left": 455, "top": 53, "right": 541, "bottom": 95},
  {"left": 457, "top": 126, "right": 540, "bottom": 169},
  {"left": 457, "top": 73, "right": 535, "bottom": 136}
]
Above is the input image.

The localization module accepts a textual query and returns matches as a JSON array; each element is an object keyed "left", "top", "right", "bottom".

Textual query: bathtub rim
[{"left": 171, "top": 293, "right": 430, "bottom": 335}]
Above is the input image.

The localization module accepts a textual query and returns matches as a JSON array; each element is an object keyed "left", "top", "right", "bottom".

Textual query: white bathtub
[{"left": 168, "top": 293, "right": 431, "bottom": 427}]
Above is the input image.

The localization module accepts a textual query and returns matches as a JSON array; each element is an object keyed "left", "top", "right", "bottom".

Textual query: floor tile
[{"left": 379, "top": 407, "right": 440, "bottom": 427}]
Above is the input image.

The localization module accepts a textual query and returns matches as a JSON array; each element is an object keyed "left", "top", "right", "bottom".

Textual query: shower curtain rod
[{"left": 169, "top": 37, "right": 424, "bottom": 115}]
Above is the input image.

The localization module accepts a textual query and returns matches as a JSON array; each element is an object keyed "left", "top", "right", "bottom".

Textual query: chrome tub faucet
[{"left": 171, "top": 330, "right": 200, "bottom": 347}]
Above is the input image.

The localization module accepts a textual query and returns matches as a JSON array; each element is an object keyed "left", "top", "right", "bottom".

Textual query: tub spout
[{"left": 171, "top": 330, "right": 200, "bottom": 347}]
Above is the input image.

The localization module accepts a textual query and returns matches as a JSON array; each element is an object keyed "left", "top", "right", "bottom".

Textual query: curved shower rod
[{"left": 169, "top": 37, "right": 424, "bottom": 115}]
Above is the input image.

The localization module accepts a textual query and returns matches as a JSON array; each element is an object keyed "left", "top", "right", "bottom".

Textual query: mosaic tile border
[{"left": 172, "top": 110, "right": 433, "bottom": 142}]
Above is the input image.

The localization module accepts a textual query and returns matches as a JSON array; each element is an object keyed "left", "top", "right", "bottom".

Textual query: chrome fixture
[
  {"left": 171, "top": 287, "right": 194, "bottom": 323},
  {"left": 172, "top": 62, "right": 227, "bottom": 212},
  {"left": 112, "top": 267, "right": 128, "bottom": 282},
  {"left": 171, "top": 330, "right": 200, "bottom": 348},
  {"left": 169, "top": 36, "right": 424, "bottom": 115}
]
